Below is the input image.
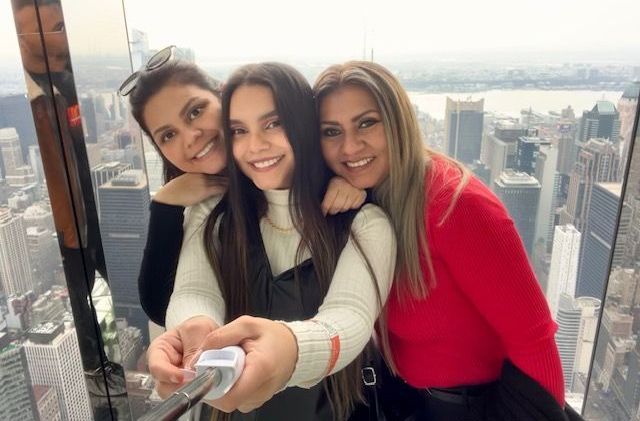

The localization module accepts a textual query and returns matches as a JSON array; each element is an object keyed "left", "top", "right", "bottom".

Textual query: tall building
[
  {"left": 484, "top": 123, "right": 530, "bottom": 187},
  {"left": 516, "top": 136, "right": 551, "bottom": 176},
  {"left": 546, "top": 224, "right": 581, "bottom": 316},
  {"left": 26, "top": 227, "right": 59, "bottom": 293},
  {"left": 619, "top": 82, "right": 640, "bottom": 170},
  {"left": 98, "top": 170, "right": 150, "bottom": 339},
  {"left": 555, "top": 294, "right": 601, "bottom": 391},
  {"left": 494, "top": 170, "right": 541, "bottom": 254},
  {"left": 0, "top": 127, "right": 25, "bottom": 178},
  {"left": 0, "top": 337, "right": 39, "bottom": 421},
  {"left": 577, "top": 101, "right": 621, "bottom": 145},
  {"left": 0, "top": 94, "right": 36, "bottom": 159},
  {"left": 444, "top": 97, "right": 484, "bottom": 164},
  {"left": 534, "top": 144, "right": 560, "bottom": 252},
  {"left": 130, "top": 28, "right": 150, "bottom": 69},
  {"left": 0, "top": 207, "right": 34, "bottom": 295},
  {"left": 90, "top": 161, "right": 132, "bottom": 216},
  {"left": 561, "top": 138, "right": 620, "bottom": 231},
  {"left": 577, "top": 183, "right": 631, "bottom": 299},
  {"left": 23, "top": 323, "right": 92, "bottom": 421},
  {"left": 22, "top": 204, "right": 55, "bottom": 233},
  {"left": 28, "top": 146, "right": 45, "bottom": 184}
]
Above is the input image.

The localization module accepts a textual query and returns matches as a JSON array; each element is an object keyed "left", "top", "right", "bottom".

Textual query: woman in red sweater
[{"left": 313, "top": 61, "right": 565, "bottom": 419}]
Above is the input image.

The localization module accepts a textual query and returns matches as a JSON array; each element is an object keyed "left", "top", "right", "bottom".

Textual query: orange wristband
[{"left": 310, "top": 319, "right": 340, "bottom": 374}]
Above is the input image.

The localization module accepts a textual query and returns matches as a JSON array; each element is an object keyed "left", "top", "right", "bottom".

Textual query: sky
[{"left": 1, "top": 0, "right": 640, "bottom": 64}]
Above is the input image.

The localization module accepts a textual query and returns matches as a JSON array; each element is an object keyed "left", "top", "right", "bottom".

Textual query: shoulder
[
  {"left": 353, "top": 203, "right": 391, "bottom": 226},
  {"left": 184, "top": 195, "right": 223, "bottom": 227},
  {"left": 426, "top": 157, "right": 508, "bottom": 226}
]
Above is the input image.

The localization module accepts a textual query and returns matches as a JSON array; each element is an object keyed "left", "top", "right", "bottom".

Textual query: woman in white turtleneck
[{"left": 148, "top": 62, "right": 396, "bottom": 420}]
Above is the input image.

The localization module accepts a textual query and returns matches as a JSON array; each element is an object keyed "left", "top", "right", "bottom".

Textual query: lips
[
  {"left": 192, "top": 136, "right": 219, "bottom": 160},
  {"left": 344, "top": 157, "right": 374, "bottom": 169},
  {"left": 250, "top": 155, "right": 283, "bottom": 170}
]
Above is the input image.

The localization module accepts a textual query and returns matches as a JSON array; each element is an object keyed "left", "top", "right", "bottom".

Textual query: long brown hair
[
  {"left": 314, "top": 61, "right": 469, "bottom": 371},
  {"left": 206, "top": 62, "right": 381, "bottom": 419}
]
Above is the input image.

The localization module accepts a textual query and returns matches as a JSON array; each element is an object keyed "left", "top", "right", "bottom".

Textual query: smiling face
[
  {"left": 319, "top": 85, "right": 390, "bottom": 189},
  {"left": 142, "top": 83, "right": 226, "bottom": 175},
  {"left": 229, "top": 84, "right": 294, "bottom": 190}
]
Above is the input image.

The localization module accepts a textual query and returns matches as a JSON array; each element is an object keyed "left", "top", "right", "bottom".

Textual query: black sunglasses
[{"left": 118, "top": 45, "right": 176, "bottom": 96}]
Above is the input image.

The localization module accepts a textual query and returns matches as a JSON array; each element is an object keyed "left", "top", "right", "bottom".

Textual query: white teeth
[
  {"left": 195, "top": 141, "right": 214, "bottom": 159},
  {"left": 253, "top": 156, "right": 282, "bottom": 169},
  {"left": 345, "top": 157, "right": 374, "bottom": 168}
]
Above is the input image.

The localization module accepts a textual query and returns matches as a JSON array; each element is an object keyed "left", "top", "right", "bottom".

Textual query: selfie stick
[{"left": 138, "top": 346, "right": 245, "bottom": 421}]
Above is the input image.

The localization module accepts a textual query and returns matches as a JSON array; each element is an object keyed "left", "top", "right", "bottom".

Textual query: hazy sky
[
  {"left": 1, "top": 0, "right": 640, "bottom": 64},
  {"left": 121, "top": 0, "right": 640, "bottom": 62}
]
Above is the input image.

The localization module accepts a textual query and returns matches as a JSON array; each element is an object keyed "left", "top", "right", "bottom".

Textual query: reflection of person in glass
[{"left": 11, "top": 0, "right": 126, "bottom": 401}]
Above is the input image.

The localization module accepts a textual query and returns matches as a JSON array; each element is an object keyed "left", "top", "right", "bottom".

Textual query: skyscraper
[
  {"left": 90, "top": 161, "right": 132, "bottom": 216},
  {"left": 0, "top": 127, "right": 24, "bottom": 177},
  {"left": 444, "top": 97, "right": 484, "bottom": 164},
  {"left": 516, "top": 136, "right": 551, "bottom": 176},
  {"left": 577, "top": 183, "right": 631, "bottom": 299},
  {"left": 98, "top": 170, "right": 150, "bottom": 339},
  {"left": 33, "top": 386, "right": 61, "bottom": 421},
  {"left": 561, "top": 138, "right": 620, "bottom": 232},
  {"left": 547, "top": 224, "right": 581, "bottom": 316},
  {"left": 484, "top": 123, "right": 530, "bottom": 187},
  {"left": 554, "top": 294, "right": 600, "bottom": 391},
  {"left": 0, "top": 207, "right": 34, "bottom": 295},
  {"left": 23, "top": 323, "right": 92, "bottom": 421},
  {"left": 534, "top": 144, "right": 560, "bottom": 252},
  {"left": 577, "top": 101, "right": 621, "bottom": 145},
  {"left": 0, "top": 337, "right": 39, "bottom": 421},
  {"left": 494, "top": 170, "right": 541, "bottom": 254},
  {"left": 0, "top": 94, "right": 36, "bottom": 159}
]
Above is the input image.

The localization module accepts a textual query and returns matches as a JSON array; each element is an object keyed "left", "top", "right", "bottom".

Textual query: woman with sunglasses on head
[
  {"left": 123, "top": 49, "right": 367, "bottom": 330},
  {"left": 132, "top": 60, "right": 395, "bottom": 420}
]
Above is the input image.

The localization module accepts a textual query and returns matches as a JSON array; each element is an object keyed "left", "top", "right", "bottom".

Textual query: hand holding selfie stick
[{"left": 138, "top": 346, "right": 245, "bottom": 421}]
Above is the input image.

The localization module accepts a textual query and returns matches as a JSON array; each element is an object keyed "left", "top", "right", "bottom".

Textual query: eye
[
  {"left": 265, "top": 119, "right": 281, "bottom": 130},
  {"left": 359, "top": 118, "right": 379, "bottom": 129},
  {"left": 321, "top": 127, "right": 342, "bottom": 137},
  {"left": 160, "top": 130, "right": 176, "bottom": 144},
  {"left": 230, "top": 127, "right": 246, "bottom": 137},
  {"left": 188, "top": 106, "right": 204, "bottom": 121}
]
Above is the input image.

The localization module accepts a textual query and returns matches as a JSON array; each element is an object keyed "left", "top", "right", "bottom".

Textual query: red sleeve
[{"left": 429, "top": 174, "right": 565, "bottom": 404}]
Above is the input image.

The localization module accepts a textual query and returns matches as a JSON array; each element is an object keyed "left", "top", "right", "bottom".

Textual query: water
[{"left": 408, "top": 89, "right": 624, "bottom": 120}]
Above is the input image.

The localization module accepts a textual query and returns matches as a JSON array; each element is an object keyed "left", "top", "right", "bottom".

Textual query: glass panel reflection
[{"left": 583, "top": 85, "right": 640, "bottom": 420}]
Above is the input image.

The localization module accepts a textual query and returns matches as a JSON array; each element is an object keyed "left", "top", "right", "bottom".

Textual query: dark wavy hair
[
  {"left": 127, "top": 60, "right": 221, "bottom": 183},
  {"left": 205, "top": 62, "right": 381, "bottom": 420}
]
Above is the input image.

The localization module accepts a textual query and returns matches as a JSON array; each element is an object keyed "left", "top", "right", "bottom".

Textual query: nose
[
  {"left": 341, "top": 129, "right": 365, "bottom": 156},
  {"left": 248, "top": 131, "right": 269, "bottom": 153},
  {"left": 183, "top": 126, "right": 203, "bottom": 149}
]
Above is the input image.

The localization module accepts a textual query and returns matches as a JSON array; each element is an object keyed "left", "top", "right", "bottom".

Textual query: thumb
[{"left": 200, "top": 317, "right": 259, "bottom": 352}]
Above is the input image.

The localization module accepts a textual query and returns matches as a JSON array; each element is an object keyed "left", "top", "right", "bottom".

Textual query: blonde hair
[{"left": 314, "top": 61, "right": 469, "bottom": 371}]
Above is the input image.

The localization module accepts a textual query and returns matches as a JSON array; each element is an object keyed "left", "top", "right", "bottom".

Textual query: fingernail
[{"left": 170, "top": 375, "right": 181, "bottom": 384}]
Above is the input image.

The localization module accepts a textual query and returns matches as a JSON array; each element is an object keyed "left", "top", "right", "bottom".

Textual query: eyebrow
[
  {"left": 229, "top": 109, "right": 278, "bottom": 126},
  {"left": 152, "top": 97, "right": 201, "bottom": 137},
  {"left": 320, "top": 109, "right": 379, "bottom": 125}
]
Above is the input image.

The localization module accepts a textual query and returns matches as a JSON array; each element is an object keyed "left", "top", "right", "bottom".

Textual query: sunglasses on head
[{"left": 118, "top": 45, "right": 176, "bottom": 96}]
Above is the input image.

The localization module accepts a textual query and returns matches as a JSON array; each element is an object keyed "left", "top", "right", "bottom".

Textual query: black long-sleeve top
[{"left": 138, "top": 201, "right": 184, "bottom": 326}]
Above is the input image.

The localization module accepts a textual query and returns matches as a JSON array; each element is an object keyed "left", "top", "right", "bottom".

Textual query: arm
[
  {"left": 165, "top": 195, "right": 226, "bottom": 329},
  {"left": 285, "top": 204, "right": 396, "bottom": 387},
  {"left": 432, "top": 177, "right": 565, "bottom": 404},
  {"left": 138, "top": 173, "right": 226, "bottom": 326},
  {"left": 138, "top": 201, "right": 184, "bottom": 326}
]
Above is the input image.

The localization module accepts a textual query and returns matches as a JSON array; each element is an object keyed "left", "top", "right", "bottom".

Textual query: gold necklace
[{"left": 264, "top": 214, "right": 294, "bottom": 233}]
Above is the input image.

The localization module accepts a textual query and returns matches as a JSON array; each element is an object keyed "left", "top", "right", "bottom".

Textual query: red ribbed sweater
[{"left": 386, "top": 157, "right": 565, "bottom": 404}]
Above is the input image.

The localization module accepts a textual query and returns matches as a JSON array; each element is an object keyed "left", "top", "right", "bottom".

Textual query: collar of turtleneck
[{"left": 263, "top": 189, "right": 294, "bottom": 232}]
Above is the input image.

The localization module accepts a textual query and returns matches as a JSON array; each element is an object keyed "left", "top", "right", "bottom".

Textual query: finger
[
  {"left": 321, "top": 187, "right": 339, "bottom": 216},
  {"left": 330, "top": 192, "right": 350, "bottom": 215},
  {"left": 147, "top": 343, "right": 184, "bottom": 383},
  {"left": 200, "top": 317, "right": 259, "bottom": 351},
  {"left": 208, "top": 356, "right": 272, "bottom": 412}
]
